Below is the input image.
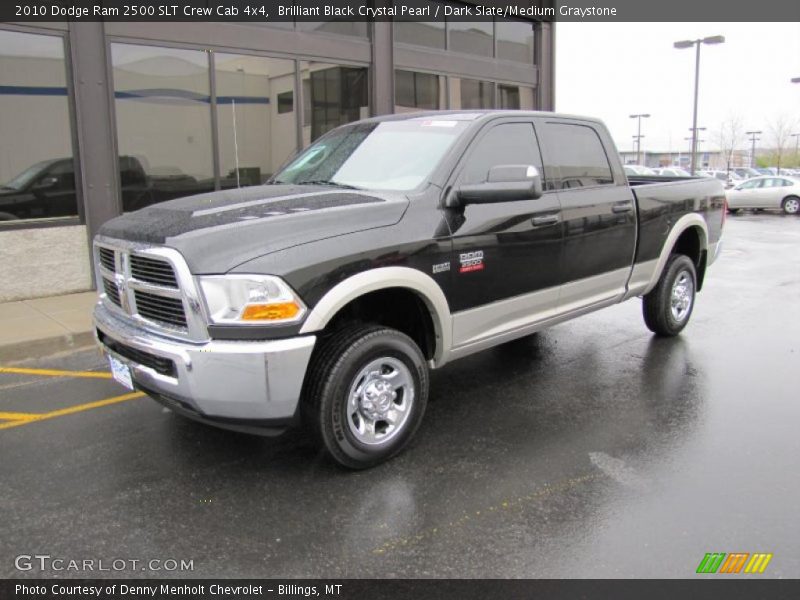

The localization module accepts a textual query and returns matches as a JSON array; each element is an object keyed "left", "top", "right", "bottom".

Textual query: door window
[
  {"left": 460, "top": 123, "right": 542, "bottom": 185},
  {"left": 540, "top": 123, "right": 614, "bottom": 190}
]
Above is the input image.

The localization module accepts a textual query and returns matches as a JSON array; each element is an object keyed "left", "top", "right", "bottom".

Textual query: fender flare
[
  {"left": 643, "top": 213, "right": 708, "bottom": 295},
  {"left": 298, "top": 267, "right": 453, "bottom": 367}
]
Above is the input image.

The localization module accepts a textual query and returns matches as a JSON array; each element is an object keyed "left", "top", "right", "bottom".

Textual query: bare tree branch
[
  {"left": 712, "top": 114, "right": 745, "bottom": 174},
  {"left": 766, "top": 114, "right": 798, "bottom": 174}
]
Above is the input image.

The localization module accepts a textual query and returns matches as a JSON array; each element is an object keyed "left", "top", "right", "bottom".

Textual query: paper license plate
[{"left": 108, "top": 355, "right": 134, "bottom": 390}]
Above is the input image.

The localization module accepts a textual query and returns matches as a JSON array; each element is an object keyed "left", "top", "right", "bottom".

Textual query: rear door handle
[
  {"left": 612, "top": 203, "right": 633, "bottom": 213},
  {"left": 531, "top": 214, "right": 560, "bottom": 227}
]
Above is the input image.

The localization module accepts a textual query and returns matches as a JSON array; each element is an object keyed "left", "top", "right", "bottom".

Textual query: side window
[
  {"left": 740, "top": 179, "right": 760, "bottom": 189},
  {"left": 541, "top": 122, "right": 614, "bottom": 190},
  {"left": 460, "top": 123, "right": 542, "bottom": 185},
  {"left": 44, "top": 160, "right": 75, "bottom": 190}
]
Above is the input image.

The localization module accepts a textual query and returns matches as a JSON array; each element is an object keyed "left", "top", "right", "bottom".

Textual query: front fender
[{"left": 298, "top": 267, "right": 453, "bottom": 367}]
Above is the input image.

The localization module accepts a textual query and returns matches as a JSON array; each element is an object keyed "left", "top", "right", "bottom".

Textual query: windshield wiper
[{"left": 297, "top": 180, "right": 362, "bottom": 190}]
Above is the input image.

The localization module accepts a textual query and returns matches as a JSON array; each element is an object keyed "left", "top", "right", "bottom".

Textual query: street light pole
[
  {"left": 690, "top": 42, "right": 701, "bottom": 175},
  {"left": 630, "top": 113, "right": 650, "bottom": 165},
  {"left": 791, "top": 133, "right": 800, "bottom": 166},
  {"left": 674, "top": 35, "right": 725, "bottom": 175},
  {"left": 745, "top": 130, "right": 762, "bottom": 169}
]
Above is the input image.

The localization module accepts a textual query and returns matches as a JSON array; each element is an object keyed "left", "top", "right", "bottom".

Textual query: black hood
[{"left": 98, "top": 184, "right": 409, "bottom": 273}]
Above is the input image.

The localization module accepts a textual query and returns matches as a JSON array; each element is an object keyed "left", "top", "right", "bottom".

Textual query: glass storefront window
[
  {"left": 296, "top": 21, "right": 368, "bottom": 37},
  {"left": 111, "top": 43, "right": 215, "bottom": 210},
  {"left": 498, "top": 84, "right": 535, "bottom": 110},
  {"left": 447, "top": 20, "right": 493, "bottom": 57},
  {"left": 395, "top": 21, "right": 446, "bottom": 49},
  {"left": 300, "top": 62, "right": 369, "bottom": 144},
  {"left": 395, "top": 70, "right": 445, "bottom": 112},
  {"left": 214, "top": 53, "right": 297, "bottom": 189},
  {"left": 496, "top": 19, "right": 534, "bottom": 63},
  {"left": 452, "top": 78, "right": 495, "bottom": 109},
  {"left": 0, "top": 30, "right": 77, "bottom": 223}
]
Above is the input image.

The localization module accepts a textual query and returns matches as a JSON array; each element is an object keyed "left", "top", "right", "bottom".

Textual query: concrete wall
[{"left": 0, "top": 225, "right": 91, "bottom": 302}]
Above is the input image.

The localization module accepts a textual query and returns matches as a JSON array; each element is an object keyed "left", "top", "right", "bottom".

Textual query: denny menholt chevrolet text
[{"left": 92, "top": 111, "right": 725, "bottom": 468}]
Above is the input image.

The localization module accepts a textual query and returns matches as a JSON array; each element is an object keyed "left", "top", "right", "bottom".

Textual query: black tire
[
  {"left": 727, "top": 207, "right": 739, "bottom": 214},
  {"left": 782, "top": 196, "right": 800, "bottom": 215},
  {"left": 642, "top": 254, "right": 697, "bottom": 337},
  {"left": 301, "top": 324, "right": 429, "bottom": 469}
]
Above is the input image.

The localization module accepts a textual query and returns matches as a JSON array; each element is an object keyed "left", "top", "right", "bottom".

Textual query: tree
[
  {"left": 712, "top": 115, "right": 745, "bottom": 174},
  {"left": 765, "top": 114, "right": 798, "bottom": 174}
]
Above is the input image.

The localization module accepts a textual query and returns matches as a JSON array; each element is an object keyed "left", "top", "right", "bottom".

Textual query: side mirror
[
  {"left": 33, "top": 176, "right": 58, "bottom": 190},
  {"left": 455, "top": 165, "right": 543, "bottom": 205}
]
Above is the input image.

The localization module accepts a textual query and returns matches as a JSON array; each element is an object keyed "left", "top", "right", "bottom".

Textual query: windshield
[
  {"left": 3, "top": 160, "right": 55, "bottom": 191},
  {"left": 273, "top": 119, "right": 468, "bottom": 191}
]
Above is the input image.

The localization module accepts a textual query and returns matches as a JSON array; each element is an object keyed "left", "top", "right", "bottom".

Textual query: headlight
[{"left": 198, "top": 275, "right": 306, "bottom": 325}]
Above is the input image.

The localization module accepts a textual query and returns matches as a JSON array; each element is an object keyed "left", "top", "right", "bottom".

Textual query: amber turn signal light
[{"left": 241, "top": 302, "right": 301, "bottom": 321}]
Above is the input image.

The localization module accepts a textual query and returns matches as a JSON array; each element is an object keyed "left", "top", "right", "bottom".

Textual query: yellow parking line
[
  {"left": 0, "top": 391, "right": 144, "bottom": 430},
  {"left": 0, "top": 411, "right": 39, "bottom": 421},
  {"left": 0, "top": 367, "right": 112, "bottom": 379}
]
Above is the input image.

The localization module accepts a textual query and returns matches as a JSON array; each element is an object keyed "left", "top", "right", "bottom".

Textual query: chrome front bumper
[{"left": 94, "top": 302, "right": 316, "bottom": 422}]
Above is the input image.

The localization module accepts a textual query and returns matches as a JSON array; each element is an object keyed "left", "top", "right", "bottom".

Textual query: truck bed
[{"left": 628, "top": 176, "right": 726, "bottom": 269}]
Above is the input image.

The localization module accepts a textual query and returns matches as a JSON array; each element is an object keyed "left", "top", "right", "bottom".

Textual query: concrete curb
[{"left": 0, "top": 330, "right": 97, "bottom": 364}]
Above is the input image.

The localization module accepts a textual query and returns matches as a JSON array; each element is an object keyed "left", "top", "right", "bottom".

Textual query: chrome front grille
[
  {"left": 130, "top": 255, "right": 178, "bottom": 288},
  {"left": 102, "top": 277, "right": 122, "bottom": 307},
  {"left": 133, "top": 290, "right": 187, "bottom": 328},
  {"left": 94, "top": 238, "right": 207, "bottom": 341},
  {"left": 98, "top": 247, "right": 116, "bottom": 272}
]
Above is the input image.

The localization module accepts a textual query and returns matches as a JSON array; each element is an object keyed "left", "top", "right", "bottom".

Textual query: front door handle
[
  {"left": 612, "top": 203, "right": 633, "bottom": 214},
  {"left": 531, "top": 214, "right": 560, "bottom": 227}
]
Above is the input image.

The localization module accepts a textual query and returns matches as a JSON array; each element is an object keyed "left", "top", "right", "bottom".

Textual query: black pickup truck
[{"left": 93, "top": 111, "right": 725, "bottom": 468}]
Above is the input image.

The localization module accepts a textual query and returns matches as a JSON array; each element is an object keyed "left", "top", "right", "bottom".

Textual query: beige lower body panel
[{"left": 449, "top": 268, "right": 630, "bottom": 362}]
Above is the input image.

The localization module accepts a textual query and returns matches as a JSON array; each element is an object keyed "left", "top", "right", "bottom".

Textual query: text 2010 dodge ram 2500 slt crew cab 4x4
[{"left": 93, "top": 111, "right": 725, "bottom": 468}]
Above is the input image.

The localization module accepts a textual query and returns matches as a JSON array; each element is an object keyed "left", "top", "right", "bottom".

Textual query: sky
[{"left": 555, "top": 22, "right": 800, "bottom": 155}]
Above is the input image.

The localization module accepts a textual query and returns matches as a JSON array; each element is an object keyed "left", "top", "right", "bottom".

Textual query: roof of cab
[{"left": 355, "top": 110, "right": 605, "bottom": 126}]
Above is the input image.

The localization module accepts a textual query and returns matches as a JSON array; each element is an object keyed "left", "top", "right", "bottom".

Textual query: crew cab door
[
  {"left": 537, "top": 118, "right": 636, "bottom": 310},
  {"left": 444, "top": 119, "right": 564, "bottom": 346}
]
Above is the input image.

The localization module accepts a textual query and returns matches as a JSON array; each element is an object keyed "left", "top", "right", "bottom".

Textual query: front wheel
[
  {"left": 302, "top": 324, "right": 429, "bottom": 469},
  {"left": 642, "top": 254, "right": 697, "bottom": 337},
  {"left": 782, "top": 196, "right": 800, "bottom": 215}
]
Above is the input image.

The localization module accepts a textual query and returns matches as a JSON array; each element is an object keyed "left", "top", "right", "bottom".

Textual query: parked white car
[
  {"left": 700, "top": 170, "right": 741, "bottom": 189},
  {"left": 655, "top": 167, "right": 692, "bottom": 177},
  {"left": 726, "top": 176, "right": 800, "bottom": 215},
  {"left": 623, "top": 164, "right": 657, "bottom": 176}
]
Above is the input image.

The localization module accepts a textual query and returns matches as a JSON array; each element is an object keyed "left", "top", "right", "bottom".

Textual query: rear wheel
[
  {"left": 782, "top": 196, "right": 800, "bottom": 215},
  {"left": 302, "top": 324, "right": 429, "bottom": 469},
  {"left": 642, "top": 254, "right": 697, "bottom": 337}
]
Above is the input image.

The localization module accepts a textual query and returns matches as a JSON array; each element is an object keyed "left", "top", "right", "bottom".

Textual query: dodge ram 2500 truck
[{"left": 93, "top": 111, "right": 725, "bottom": 468}]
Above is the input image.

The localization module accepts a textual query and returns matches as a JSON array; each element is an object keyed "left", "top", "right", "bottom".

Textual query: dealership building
[{"left": 0, "top": 9, "right": 555, "bottom": 302}]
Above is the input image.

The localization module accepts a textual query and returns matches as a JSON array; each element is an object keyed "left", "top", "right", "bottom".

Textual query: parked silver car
[
  {"left": 623, "top": 164, "right": 657, "bottom": 176},
  {"left": 654, "top": 167, "right": 692, "bottom": 177},
  {"left": 733, "top": 167, "right": 761, "bottom": 180},
  {"left": 726, "top": 176, "right": 800, "bottom": 215}
]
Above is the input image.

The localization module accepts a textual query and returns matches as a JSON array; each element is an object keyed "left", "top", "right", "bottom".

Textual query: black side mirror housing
[
  {"left": 33, "top": 176, "right": 59, "bottom": 190},
  {"left": 454, "top": 165, "right": 543, "bottom": 206}
]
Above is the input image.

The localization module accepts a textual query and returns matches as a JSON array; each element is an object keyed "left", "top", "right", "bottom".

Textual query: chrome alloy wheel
[
  {"left": 670, "top": 270, "right": 694, "bottom": 322},
  {"left": 346, "top": 357, "right": 415, "bottom": 446}
]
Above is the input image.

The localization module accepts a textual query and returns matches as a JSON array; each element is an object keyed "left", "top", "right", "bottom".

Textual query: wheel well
[
  {"left": 322, "top": 287, "right": 436, "bottom": 361},
  {"left": 671, "top": 225, "right": 707, "bottom": 291}
]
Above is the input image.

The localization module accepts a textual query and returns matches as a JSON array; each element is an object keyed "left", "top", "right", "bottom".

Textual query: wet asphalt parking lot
[{"left": 1, "top": 213, "right": 799, "bottom": 579}]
